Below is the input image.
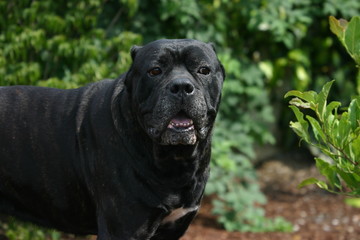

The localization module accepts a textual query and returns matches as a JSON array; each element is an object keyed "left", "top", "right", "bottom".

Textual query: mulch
[{"left": 182, "top": 151, "right": 360, "bottom": 240}]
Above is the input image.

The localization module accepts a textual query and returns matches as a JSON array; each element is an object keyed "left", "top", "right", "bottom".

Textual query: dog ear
[
  {"left": 126, "top": 46, "right": 143, "bottom": 94},
  {"left": 217, "top": 54, "right": 226, "bottom": 80},
  {"left": 220, "top": 63, "right": 226, "bottom": 80},
  {"left": 130, "top": 45, "right": 142, "bottom": 61},
  {"left": 208, "top": 43, "right": 226, "bottom": 80},
  {"left": 208, "top": 42, "right": 217, "bottom": 53}
]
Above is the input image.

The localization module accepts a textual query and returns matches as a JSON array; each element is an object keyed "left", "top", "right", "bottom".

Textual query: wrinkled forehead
[{"left": 135, "top": 39, "right": 217, "bottom": 64}]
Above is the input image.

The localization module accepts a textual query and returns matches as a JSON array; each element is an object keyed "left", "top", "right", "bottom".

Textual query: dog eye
[
  {"left": 148, "top": 67, "right": 162, "bottom": 77},
  {"left": 198, "top": 67, "right": 211, "bottom": 75}
]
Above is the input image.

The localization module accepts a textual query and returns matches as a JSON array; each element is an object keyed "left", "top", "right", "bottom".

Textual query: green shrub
[
  {"left": 286, "top": 80, "right": 360, "bottom": 196},
  {"left": 286, "top": 17, "right": 360, "bottom": 202},
  {"left": 207, "top": 120, "right": 292, "bottom": 232},
  {"left": 0, "top": 0, "right": 141, "bottom": 88},
  {"left": 205, "top": 52, "right": 291, "bottom": 232},
  {"left": 1, "top": 218, "right": 61, "bottom": 240}
]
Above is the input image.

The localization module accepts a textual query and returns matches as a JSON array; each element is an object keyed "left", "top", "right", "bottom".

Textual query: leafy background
[{"left": 1, "top": 0, "right": 360, "bottom": 237}]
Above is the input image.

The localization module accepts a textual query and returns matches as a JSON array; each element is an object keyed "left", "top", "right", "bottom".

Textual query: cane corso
[{"left": 0, "top": 39, "right": 225, "bottom": 239}]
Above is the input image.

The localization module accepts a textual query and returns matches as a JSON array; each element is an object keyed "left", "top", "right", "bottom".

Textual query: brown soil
[
  {"left": 183, "top": 151, "right": 360, "bottom": 240},
  {"left": 1, "top": 151, "right": 360, "bottom": 240}
]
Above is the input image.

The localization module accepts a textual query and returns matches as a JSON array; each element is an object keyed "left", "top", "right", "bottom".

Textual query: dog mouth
[
  {"left": 160, "top": 111, "right": 197, "bottom": 145},
  {"left": 167, "top": 112, "right": 195, "bottom": 132}
]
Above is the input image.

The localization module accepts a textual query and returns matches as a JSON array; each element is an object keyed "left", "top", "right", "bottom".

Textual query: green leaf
[
  {"left": 295, "top": 65, "right": 310, "bottom": 91},
  {"left": 306, "top": 115, "right": 326, "bottom": 142},
  {"left": 344, "top": 16, "right": 360, "bottom": 66},
  {"left": 324, "top": 101, "right": 341, "bottom": 130},
  {"left": 289, "top": 97, "right": 311, "bottom": 109},
  {"left": 325, "top": 101, "right": 341, "bottom": 118},
  {"left": 330, "top": 118, "right": 340, "bottom": 147},
  {"left": 284, "top": 90, "right": 317, "bottom": 105},
  {"left": 338, "top": 112, "right": 351, "bottom": 148},
  {"left": 315, "top": 158, "right": 341, "bottom": 190},
  {"left": 345, "top": 198, "right": 360, "bottom": 208},
  {"left": 348, "top": 97, "right": 360, "bottom": 131},
  {"left": 298, "top": 177, "right": 328, "bottom": 190},
  {"left": 289, "top": 122, "right": 305, "bottom": 140},
  {"left": 317, "top": 80, "right": 335, "bottom": 121},
  {"left": 259, "top": 61, "right": 273, "bottom": 80},
  {"left": 350, "top": 135, "right": 360, "bottom": 162},
  {"left": 329, "top": 16, "right": 348, "bottom": 44},
  {"left": 298, "top": 177, "right": 320, "bottom": 188},
  {"left": 336, "top": 168, "right": 359, "bottom": 190},
  {"left": 289, "top": 106, "right": 310, "bottom": 142}
]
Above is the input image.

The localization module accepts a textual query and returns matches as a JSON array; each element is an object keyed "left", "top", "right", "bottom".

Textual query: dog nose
[{"left": 169, "top": 78, "right": 195, "bottom": 96}]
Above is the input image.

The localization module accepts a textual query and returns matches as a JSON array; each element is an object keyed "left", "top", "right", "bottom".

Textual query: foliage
[
  {"left": 205, "top": 53, "right": 289, "bottom": 232},
  {"left": 0, "top": 0, "right": 141, "bottom": 89},
  {"left": 329, "top": 16, "right": 360, "bottom": 66},
  {"left": 206, "top": 121, "right": 292, "bottom": 232},
  {"left": 286, "top": 17, "right": 360, "bottom": 199},
  {"left": 1, "top": 218, "right": 61, "bottom": 240},
  {"left": 329, "top": 15, "right": 360, "bottom": 93},
  {"left": 286, "top": 80, "right": 360, "bottom": 196}
]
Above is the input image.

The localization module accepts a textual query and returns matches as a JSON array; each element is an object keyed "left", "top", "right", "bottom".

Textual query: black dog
[{"left": 0, "top": 39, "right": 225, "bottom": 240}]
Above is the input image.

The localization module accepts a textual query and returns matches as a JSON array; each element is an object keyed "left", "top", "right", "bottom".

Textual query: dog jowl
[{"left": 0, "top": 39, "right": 225, "bottom": 240}]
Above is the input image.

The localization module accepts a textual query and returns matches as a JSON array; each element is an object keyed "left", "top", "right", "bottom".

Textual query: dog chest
[{"left": 161, "top": 206, "right": 199, "bottom": 224}]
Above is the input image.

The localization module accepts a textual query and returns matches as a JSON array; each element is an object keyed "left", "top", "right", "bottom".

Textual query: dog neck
[{"left": 112, "top": 79, "right": 211, "bottom": 188}]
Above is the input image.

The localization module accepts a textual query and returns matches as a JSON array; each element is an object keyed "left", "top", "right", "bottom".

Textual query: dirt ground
[
  {"left": 1, "top": 151, "right": 360, "bottom": 240},
  {"left": 182, "top": 151, "right": 360, "bottom": 240}
]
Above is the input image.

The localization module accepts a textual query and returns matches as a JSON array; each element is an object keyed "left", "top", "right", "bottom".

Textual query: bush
[
  {"left": 206, "top": 52, "right": 287, "bottom": 232},
  {"left": 0, "top": 0, "right": 141, "bottom": 88},
  {"left": 285, "top": 17, "right": 360, "bottom": 201},
  {"left": 286, "top": 80, "right": 360, "bottom": 196},
  {"left": 1, "top": 218, "right": 61, "bottom": 240}
]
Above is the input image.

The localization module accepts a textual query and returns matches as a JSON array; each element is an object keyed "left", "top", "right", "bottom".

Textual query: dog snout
[{"left": 169, "top": 78, "right": 195, "bottom": 97}]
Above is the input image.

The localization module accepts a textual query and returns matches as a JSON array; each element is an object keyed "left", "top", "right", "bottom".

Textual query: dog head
[{"left": 125, "top": 39, "right": 225, "bottom": 146}]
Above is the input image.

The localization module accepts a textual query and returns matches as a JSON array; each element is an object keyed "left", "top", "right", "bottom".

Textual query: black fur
[{"left": 0, "top": 39, "right": 225, "bottom": 240}]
